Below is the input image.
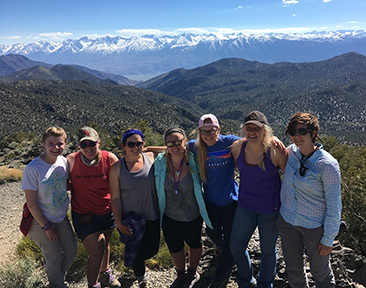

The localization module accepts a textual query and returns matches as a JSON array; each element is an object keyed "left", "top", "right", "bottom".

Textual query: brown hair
[
  {"left": 42, "top": 127, "right": 67, "bottom": 143},
  {"left": 164, "top": 129, "right": 192, "bottom": 174},
  {"left": 285, "top": 112, "right": 319, "bottom": 143}
]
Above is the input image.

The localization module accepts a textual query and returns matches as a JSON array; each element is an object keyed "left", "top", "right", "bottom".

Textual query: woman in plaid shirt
[{"left": 277, "top": 112, "right": 342, "bottom": 288}]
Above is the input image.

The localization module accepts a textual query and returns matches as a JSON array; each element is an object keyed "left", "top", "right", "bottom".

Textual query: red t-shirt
[{"left": 70, "top": 150, "right": 112, "bottom": 215}]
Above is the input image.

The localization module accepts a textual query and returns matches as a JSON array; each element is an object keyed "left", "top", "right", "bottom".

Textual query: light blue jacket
[{"left": 154, "top": 151, "right": 212, "bottom": 229}]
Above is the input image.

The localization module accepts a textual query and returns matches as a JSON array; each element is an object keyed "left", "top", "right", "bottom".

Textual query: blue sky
[{"left": 1, "top": 0, "right": 365, "bottom": 45}]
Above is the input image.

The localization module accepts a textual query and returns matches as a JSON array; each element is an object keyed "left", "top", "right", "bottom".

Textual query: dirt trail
[{"left": 0, "top": 182, "right": 24, "bottom": 263}]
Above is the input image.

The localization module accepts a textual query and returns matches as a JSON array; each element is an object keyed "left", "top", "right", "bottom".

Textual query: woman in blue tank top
[{"left": 229, "top": 111, "right": 287, "bottom": 288}]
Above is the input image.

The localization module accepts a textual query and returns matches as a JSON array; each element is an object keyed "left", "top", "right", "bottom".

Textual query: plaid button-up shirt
[{"left": 280, "top": 143, "right": 342, "bottom": 247}]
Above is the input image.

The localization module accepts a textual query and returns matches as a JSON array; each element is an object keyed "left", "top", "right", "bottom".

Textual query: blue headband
[{"left": 122, "top": 129, "right": 144, "bottom": 144}]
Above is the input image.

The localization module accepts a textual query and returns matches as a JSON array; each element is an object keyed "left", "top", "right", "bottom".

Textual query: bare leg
[
  {"left": 83, "top": 231, "right": 106, "bottom": 286},
  {"left": 188, "top": 246, "right": 202, "bottom": 269}
]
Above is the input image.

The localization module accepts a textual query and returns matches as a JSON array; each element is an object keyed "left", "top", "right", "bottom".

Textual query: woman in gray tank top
[
  {"left": 109, "top": 129, "right": 160, "bottom": 288},
  {"left": 154, "top": 127, "right": 212, "bottom": 288}
]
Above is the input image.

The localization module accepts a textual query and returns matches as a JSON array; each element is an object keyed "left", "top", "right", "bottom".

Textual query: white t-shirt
[{"left": 21, "top": 155, "right": 70, "bottom": 223}]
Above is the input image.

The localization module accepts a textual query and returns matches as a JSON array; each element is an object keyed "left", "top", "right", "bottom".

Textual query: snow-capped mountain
[{"left": 1, "top": 30, "right": 366, "bottom": 80}]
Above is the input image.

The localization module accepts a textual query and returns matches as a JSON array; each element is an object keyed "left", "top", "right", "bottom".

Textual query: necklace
[{"left": 171, "top": 157, "right": 184, "bottom": 194}]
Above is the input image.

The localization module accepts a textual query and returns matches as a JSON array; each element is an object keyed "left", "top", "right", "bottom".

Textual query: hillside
[
  {"left": 137, "top": 52, "right": 366, "bottom": 144},
  {"left": 4, "top": 65, "right": 119, "bottom": 85},
  {"left": 0, "top": 54, "right": 138, "bottom": 85},
  {"left": 0, "top": 80, "right": 209, "bottom": 139}
]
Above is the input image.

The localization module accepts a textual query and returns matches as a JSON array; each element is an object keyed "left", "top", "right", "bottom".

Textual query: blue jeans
[
  {"left": 205, "top": 201, "right": 237, "bottom": 282},
  {"left": 230, "top": 206, "right": 279, "bottom": 288}
]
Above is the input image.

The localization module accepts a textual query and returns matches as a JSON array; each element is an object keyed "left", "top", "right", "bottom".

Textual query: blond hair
[
  {"left": 241, "top": 124, "right": 273, "bottom": 171},
  {"left": 42, "top": 127, "right": 67, "bottom": 142}
]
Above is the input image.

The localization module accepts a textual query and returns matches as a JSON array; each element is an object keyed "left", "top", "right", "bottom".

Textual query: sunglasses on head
[
  {"left": 79, "top": 140, "right": 98, "bottom": 149},
  {"left": 288, "top": 128, "right": 312, "bottom": 136},
  {"left": 126, "top": 141, "right": 143, "bottom": 148},
  {"left": 166, "top": 139, "right": 183, "bottom": 148},
  {"left": 200, "top": 127, "right": 218, "bottom": 135}
]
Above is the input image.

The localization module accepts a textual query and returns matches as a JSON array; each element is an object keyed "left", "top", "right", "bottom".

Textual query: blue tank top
[{"left": 237, "top": 140, "right": 282, "bottom": 213}]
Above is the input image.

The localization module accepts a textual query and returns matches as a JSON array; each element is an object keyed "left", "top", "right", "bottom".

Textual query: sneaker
[
  {"left": 99, "top": 268, "right": 121, "bottom": 288},
  {"left": 88, "top": 283, "right": 101, "bottom": 288},
  {"left": 170, "top": 273, "right": 186, "bottom": 288},
  {"left": 183, "top": 268, "right": 200, "bottom": 288}
]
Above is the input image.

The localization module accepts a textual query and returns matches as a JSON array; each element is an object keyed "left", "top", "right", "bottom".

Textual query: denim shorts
[{"left": 72, "top": 210, "right": 116, "bottom": 241}]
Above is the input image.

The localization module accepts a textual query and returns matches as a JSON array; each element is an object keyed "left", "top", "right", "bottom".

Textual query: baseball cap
[
  {"left": 199, "top": 114, "right": 220, "bottom": 128},
  {"left": 78, "top": 127, "right": 99, "bottom": 142},
  {"left": 244, "top": 111, "right": 268, "bottom": 127}
]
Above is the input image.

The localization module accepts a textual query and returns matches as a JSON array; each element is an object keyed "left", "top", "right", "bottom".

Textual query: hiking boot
[
  {"left": 183, "top": 268, "right": 200, "bottom": 288},
  {"left": 170, "top": 270, "right": 186, "bottom": 288},
  {"left": 138, "top": 279, "right": 147, "bottom": 288},
  {"left": 99, "top": 268, "right": 121, "bottom": 287}
]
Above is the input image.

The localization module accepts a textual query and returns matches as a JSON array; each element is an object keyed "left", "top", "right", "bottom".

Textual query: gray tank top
[
  {"left": 164, "top": 172, "right": 200, "bottom": 222},
  {"left": 119, "top": 153, "right": 158, "bottom": 221}
]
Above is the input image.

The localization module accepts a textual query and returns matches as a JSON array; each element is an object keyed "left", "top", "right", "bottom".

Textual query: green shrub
[{"left": 0, "top": 257, "right": 47, "bottom": 288}]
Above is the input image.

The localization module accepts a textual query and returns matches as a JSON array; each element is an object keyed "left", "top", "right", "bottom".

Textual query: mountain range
[
  {"left": 1, "top": 30, "right": 366, "bottom": 80},
  {"left": 0, "top": 52, "right": 366, "bottom": 145}
]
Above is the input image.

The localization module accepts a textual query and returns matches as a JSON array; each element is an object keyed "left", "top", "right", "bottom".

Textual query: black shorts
[
  {"left": 72, "top": 210, "right": 116, "bottom": 241},
  {"left": 162, "top": 214, "right": 203, "bottom": 253}
]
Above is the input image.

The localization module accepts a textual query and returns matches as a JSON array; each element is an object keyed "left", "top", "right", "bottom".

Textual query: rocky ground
[
  {"left": 1, "top": 143, "right": 366, "bottom": 287},
  {"left": 1, "top": 180, "right": 366, "bottom": 287}
]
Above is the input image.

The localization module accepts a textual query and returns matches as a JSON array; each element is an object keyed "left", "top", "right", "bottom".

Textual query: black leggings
[{"left": 133, "top": 219, "right": 160, "bottom": 277}]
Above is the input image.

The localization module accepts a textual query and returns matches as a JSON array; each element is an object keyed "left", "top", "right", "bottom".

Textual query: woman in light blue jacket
[{"left": 155, "top": 127, "right": 212, "bottom": 288}]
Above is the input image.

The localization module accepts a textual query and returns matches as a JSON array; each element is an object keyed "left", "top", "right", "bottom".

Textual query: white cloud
[
  {"left": 348, "top": 21, "right": 357, "bottom": 24},
  {"left": 336, "top": 25, "right": 341, "bottom": 28},
  {"left": 117, "top": 29, "right": 175, "bottom": 36},
  {"left": 6, "top": 36, "right": 21, "bottom": 39},
  {"left": 323, "top": 0, "right": 331, "bottom": 2},
  {"left": 39, "top": 32, "right": 73, "bottom": 38},
  {"left": 236, "top": 6, "right": 243, "bottom": 10},
  {"left": 283, "top": 0, "right": 298, "bottom": 6},
  {"left": 293, "top": 14, "right": 297, "bottom": 17}
]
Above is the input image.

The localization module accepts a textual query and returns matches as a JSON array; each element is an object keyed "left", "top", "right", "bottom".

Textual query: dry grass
[{"left": 0, "top": 166, "right": 23, "bottom": 184}]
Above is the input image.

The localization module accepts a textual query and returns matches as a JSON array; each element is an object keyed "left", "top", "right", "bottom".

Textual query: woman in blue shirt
[{"left": 277, "top": 112, "right": 342, "bottom": 288}]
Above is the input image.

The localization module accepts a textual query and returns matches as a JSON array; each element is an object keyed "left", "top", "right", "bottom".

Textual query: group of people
[{"left": 21, "top": 110, "right": 342, "bottom": 288}]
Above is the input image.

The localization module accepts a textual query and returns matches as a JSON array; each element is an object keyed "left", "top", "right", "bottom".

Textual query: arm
[
  {"left": 109, "top": 161, "right": 132, "bottom": 236},
  {"left": 143, "top": 146, "right": 166, "bottom": 156},
  {"left": 270, "top": 145, "right": 288, "bottom": 172},
  {"left": 271, "top": 136, "right": 287, "bottom": 155},
  {"left": 318, "top": 160, "right": 342, "bottom": 255},
  {"left": 231, "top": 139, "right": 244, "bottom": 164},
  {"left": 24, "top": 189, "right": 59, "bottom": 242},
  {"left": 108, "top": 152, "right": 119, "bottom": 165},
  {"left": 145, "top": 151, "right": 155, "bottom": 164}
]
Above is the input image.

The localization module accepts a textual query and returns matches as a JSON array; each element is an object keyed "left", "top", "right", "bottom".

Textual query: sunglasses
[
  {"left": 166, "top": 140, "right": 183, "bottom": 148},
  {"left": 126, "top": 141, "right": 143, "bottom": 148},
  {"left": 79, "top": 140, "right": 98, "bottom": 149},
  {"left": 299, "top": 159, "right": 308, "bottom": 176},
  {"left": 288, "top": 128, "right": 312, "bottom": 136},
  {"left": 200, "top": 127, "right": 218, "bottom": 135}
]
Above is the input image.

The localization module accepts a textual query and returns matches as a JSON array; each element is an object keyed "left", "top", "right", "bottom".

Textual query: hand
[
  {"left": 317, "top": 243, "right": 333, "bottom": 256},
  {"left": 271, "top": 136, "right": 287, "bottom": 155},
  {"left": 45, "top": 227, "right": 59, "bottom": 242},
  {"left": 118, "top": 223, "right": 133, "bottom": 236}
]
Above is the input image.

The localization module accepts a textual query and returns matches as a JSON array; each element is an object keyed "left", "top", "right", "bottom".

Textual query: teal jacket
[{"left": 154, "top": 151, "right": 212, "bottom": 229}]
